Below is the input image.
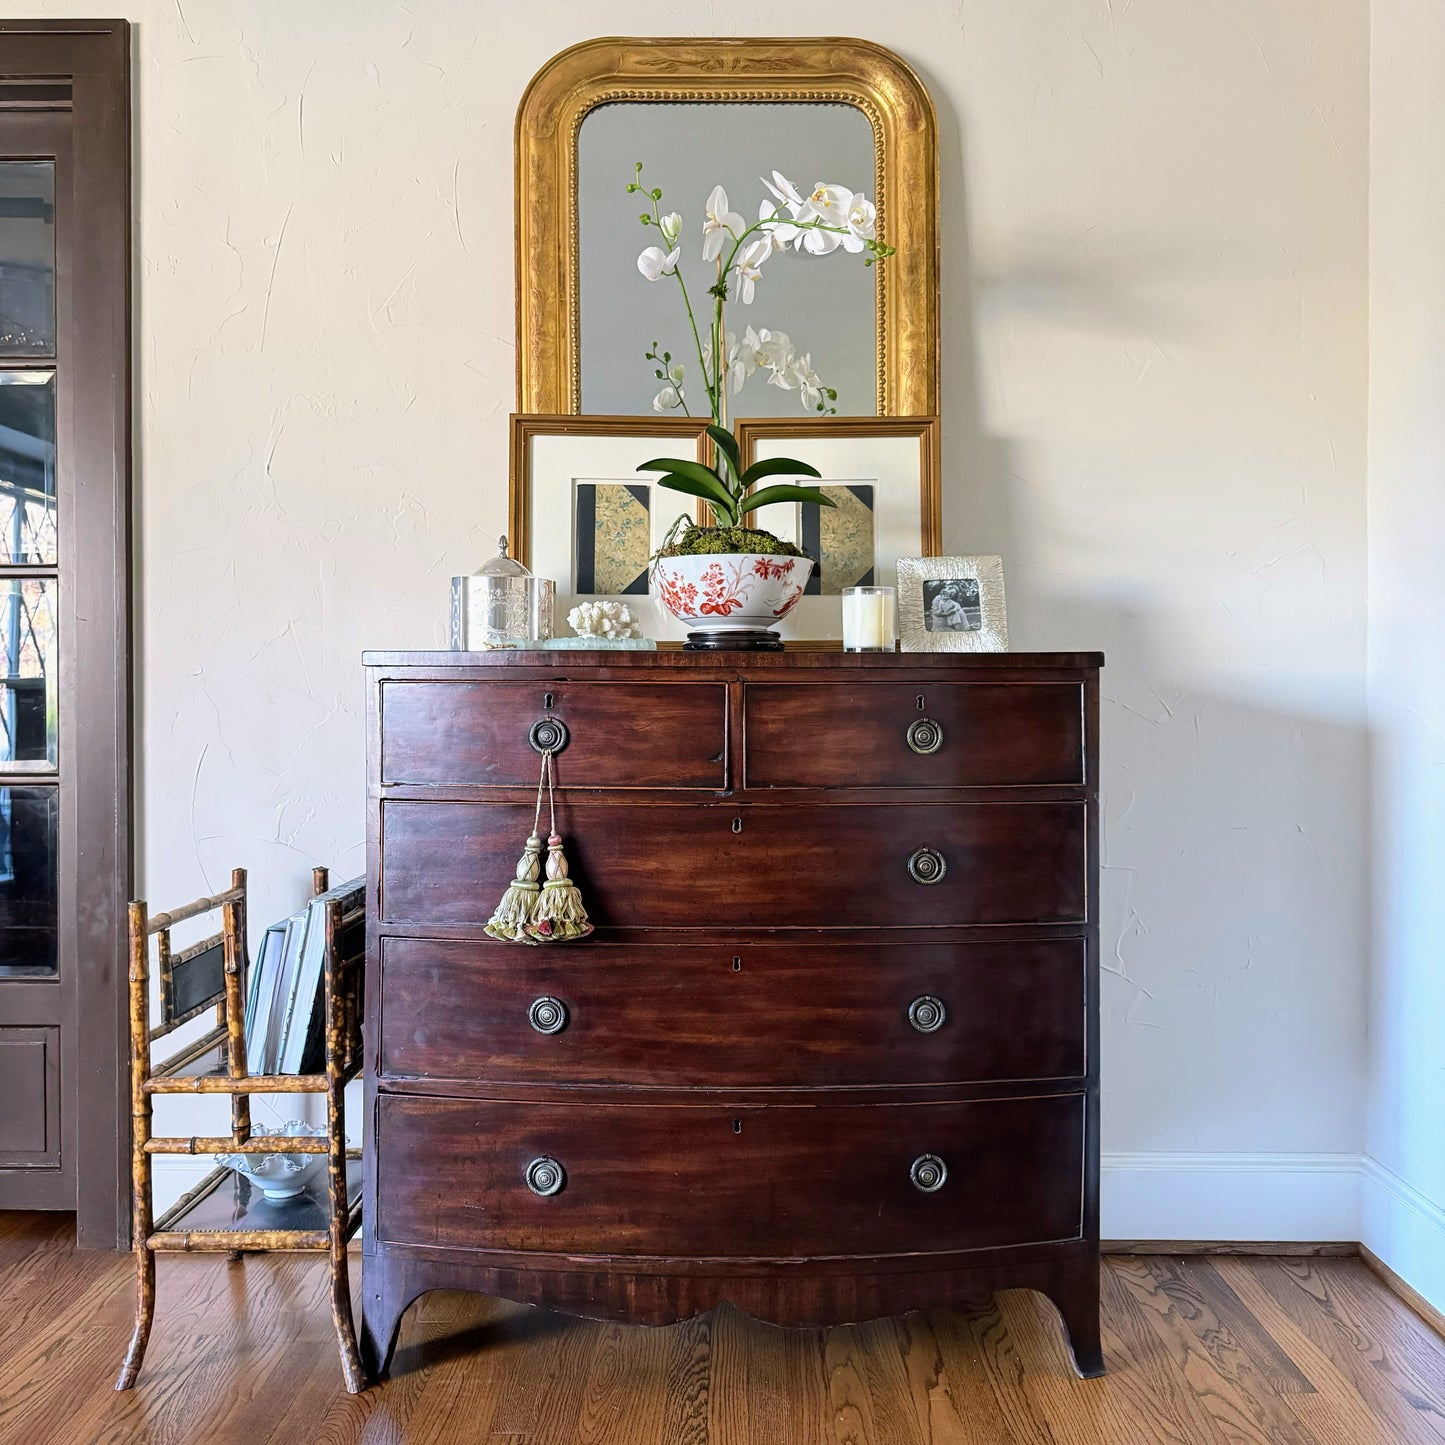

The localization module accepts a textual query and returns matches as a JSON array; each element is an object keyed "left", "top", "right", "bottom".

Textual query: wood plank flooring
[{"left": 3, "top": 1213, "right": 1444, "bottom": 1445}]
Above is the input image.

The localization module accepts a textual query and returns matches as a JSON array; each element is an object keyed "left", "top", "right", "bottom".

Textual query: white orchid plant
[{"left": 629, "top": 163, "right": 893, "bottom": 424}]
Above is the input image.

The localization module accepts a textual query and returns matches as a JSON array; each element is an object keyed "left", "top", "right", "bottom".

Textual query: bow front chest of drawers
[{"left": 360, "top": 649, "right": 1104, "bottom": 1379}]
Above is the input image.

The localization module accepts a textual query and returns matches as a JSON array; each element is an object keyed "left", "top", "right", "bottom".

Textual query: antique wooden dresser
[{"left": 360, "top": 649, "right": 1103, "bottom": 1379}]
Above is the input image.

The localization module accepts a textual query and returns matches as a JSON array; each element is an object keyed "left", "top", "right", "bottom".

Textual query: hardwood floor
[{"left": 4, "top": 1213, "right": 1445, "bottom": 1444}]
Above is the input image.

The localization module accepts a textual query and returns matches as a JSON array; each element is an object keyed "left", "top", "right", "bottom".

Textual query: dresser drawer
[
  {"left": 376, "top": 1092, "right": 1084, "bottom": 1259},
  {"left": 745, "top": 682, "right": 1084, "bottom": 789},
  {"left": 379, "top": 680, "right": 728, "bottom": 789},
  {"left": 379, "top": 800, "right": 1086, "bottom": 929},
  {"left": 379, "top": 937, "right": 1085, "bottom": 1087}
]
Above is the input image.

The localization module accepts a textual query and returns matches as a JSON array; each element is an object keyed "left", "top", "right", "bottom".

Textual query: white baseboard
[
  {"left": 1102, "top": 1151, "right": 1362, "bottom": 1242},
  {"left": 1361, "top": 1154, "right": 1445, "bottom": 1317}
]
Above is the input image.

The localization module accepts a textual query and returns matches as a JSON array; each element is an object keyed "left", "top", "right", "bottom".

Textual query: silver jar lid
[{"left": 474, "top": 535, "right": 531, "bottom": 579}]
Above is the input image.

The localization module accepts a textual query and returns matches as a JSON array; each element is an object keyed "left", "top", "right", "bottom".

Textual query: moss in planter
[{"left": 654, "top": 525, "right": 810, "bottom": 560}]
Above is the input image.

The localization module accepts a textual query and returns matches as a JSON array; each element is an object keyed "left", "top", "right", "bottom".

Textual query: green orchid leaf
[
  {"left": 638, "top": 456, "right": 726, "bottom": 492},
  {"left": 742, "top": 483, "right": 839, "bottom": 516},
  {"left": 654, "top": 471, "right": 737, "bottom": 521},
  {"left": 706, "top": 424, "right": 743, "bottom": 484},
  {"left": 740, "top": 455, "right": 824, "bottom": 486}
]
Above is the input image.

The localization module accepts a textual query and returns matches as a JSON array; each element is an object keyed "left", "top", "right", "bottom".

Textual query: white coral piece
[{"left": 567, "top": 601, "right": 644, "bottom": 639}]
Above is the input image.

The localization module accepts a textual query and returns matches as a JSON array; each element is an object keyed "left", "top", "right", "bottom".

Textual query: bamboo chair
[{"left": 115, "top": 867, "right": 367, "bottom": 1393}]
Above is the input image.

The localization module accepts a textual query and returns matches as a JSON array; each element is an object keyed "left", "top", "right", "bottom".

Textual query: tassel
[
  {"left": 483, "top": 832, "right": 543, "bottom": 943},
  {"left": 526, "top": 750, "right": 594, "bottom": 944},
  {"left": 484, "top": 749, "right": 552, "bottom": 944},
  {"left": 527, "top": 833, "right": 594, "bottom": 943}
]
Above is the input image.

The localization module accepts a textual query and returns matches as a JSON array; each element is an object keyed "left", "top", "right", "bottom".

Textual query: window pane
[
  {"left": 0, "top": 784, "right": 56, "bottom": 974},
  {"left": 0, "top": 162, "right": 56, "bottom": 356},
  {"left": 0, "top": 579, "right": 56, "bottom": 769},
  {"left": 0, "top": 371, "right": 56, "bottom": 563}
]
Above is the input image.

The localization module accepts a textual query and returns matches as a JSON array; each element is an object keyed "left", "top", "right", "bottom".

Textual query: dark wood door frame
[{"left": 0, "top": 20, "right": 132, "bottom": 1248}]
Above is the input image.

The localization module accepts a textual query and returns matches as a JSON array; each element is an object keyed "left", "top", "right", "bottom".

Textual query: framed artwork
[
  {"left": 897, "top": 554, "right": 1008, "bottom": 653},
  {"left": 509, "top": 414, "right": 711, "bottom": 639},
  {"left": 732, "top": 416, "right": 940, "bottom": 644}
]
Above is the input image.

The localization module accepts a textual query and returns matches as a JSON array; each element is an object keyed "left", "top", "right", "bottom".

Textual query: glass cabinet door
[{"left": 0, "top": 161, "right": 57, "bottom": 979}]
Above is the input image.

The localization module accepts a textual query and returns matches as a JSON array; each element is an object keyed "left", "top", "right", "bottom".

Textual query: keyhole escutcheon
[
  {"left": 916, "top": 694, "right": 926, "bottom": 710},
  {"left": 732, "top": 957, "right": 742, "bottom": 972},
  {"left": 733, "top": 1119, "right": 743, "bottom": 1134},
  {"left": 543, "top": 692, "right": 554, "bottom": 710},
  {"left": 732, "top": 817, "right": 743, "bottom": 834}
]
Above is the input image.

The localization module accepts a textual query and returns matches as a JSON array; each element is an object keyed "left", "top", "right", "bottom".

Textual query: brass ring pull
[
  {"left": 529, "top": 717, "right": 569, "bottom": 754},
  {"left": 528, "top": 997, "right": 568, "bottom": 1034},
  {"left": 910, "top": 1154, "right": 948, "bottom": 1193},
  {"left": 525, "top": 1156, "right": 566, "bottom": 1196},
  {"left": 906, "top": 717, "right": 944, "bottom": 755},
  {"left": 907, "top": 996, "right": 946, "bottom": 1033},
  {"left": 907, "top": 847, "right": 947, "bottom": 885}
]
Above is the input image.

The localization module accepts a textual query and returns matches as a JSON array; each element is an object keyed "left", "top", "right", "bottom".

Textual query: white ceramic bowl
[
  {"left": 216, "top": 1120, "right": 328, "bottom": 1201},
  {"left": 652, "top": 552, "right": 813, "bottom": 633}
]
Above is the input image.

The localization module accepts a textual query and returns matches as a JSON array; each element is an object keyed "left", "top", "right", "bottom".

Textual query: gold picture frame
[
  {"left": 733, "top": 415, "right": 941, "bottom": 649},
  {"left": 515, "top": 37, "right": 939, "bottom": 418},
  {"left": 509, "top": 413, "right": 712, "bottom": 637}
]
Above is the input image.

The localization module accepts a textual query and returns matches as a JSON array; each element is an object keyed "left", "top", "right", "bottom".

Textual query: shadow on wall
[{"left": 917, "top": 63, "right": 1368, "bottom": 1165}]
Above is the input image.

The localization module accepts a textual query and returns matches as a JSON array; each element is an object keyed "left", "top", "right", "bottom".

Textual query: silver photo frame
[{"left": 897, "top": 555, "right": 1008, "bottom": 653}]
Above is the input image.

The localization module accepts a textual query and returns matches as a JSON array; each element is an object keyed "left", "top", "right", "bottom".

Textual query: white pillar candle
[{"left": 842, "top": 586, "right": 896, "bottom": 651}]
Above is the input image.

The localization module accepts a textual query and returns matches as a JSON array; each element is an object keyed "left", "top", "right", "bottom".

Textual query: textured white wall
[
  {"left": 5, "top": 0, "right": 1370, "bottom": 1229},
  {"left": 1364, "top": 0, "right": 1445, "bottom": 1310}
]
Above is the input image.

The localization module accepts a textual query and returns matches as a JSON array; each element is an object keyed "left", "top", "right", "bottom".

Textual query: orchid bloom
[
  {"left": 759, "top": 172, "right": 808, "bottom": 247},
  {"left": 702, "top": 185, "right": 745, "bottom": 261},
  {"left": 762, "top": 171, "right": 807, "bottom": 212},
  {"left": 791, "top": 353, "right": 824, "bottom": 409},
  {"left": 801, "top": 225, "right": 843, "bottom": 256},
  {"left": 659, "top": 211, "right": 682, "bottom": 246},
  {"left": 846, "top": 194, "right": 877, "bottom": 243},
  {"left": 733, "top": 238, "right": 769, "bottom": 304},
  {"left": 726, "top": 328, "right": 759, "bottom": 394},
  {"left": 805, "top": 182, "right": 852, "bottom": 228},
  {"left": 637, "top": 245, "right": 680, "bottom": 281},
  {"left": 759, "top": 198, "right": 801, "bottom": 250},
  {"left": 752, "top": 327, "right": 794, "bottom": 379},
  {"left": 652, "top": 383, "right": 682, "bottom": 412}
]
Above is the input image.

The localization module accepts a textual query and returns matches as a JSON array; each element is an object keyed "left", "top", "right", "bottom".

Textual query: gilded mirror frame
[{"left": 516, "top": 37, "right": 939, "bottom": 417}]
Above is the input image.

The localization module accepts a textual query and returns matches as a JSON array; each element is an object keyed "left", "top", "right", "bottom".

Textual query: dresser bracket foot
[
  {"left": 359, "top": 1257, "right": 436, "bottom": 1381},
  {"left": 1044, "top": 1259, "right": 1105, "bottom": 1379}
]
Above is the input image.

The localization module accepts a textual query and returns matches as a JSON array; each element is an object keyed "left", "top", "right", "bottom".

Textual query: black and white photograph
[{"left": 922, "top": 577, "right": 982, "bottom": 632}]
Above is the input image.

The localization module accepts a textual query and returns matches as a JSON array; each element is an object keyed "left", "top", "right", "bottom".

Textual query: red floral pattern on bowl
[{"left": 652, "top": 553, "right": 813, "bottom": 632}]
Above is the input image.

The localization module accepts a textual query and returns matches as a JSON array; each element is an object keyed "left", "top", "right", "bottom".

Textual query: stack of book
[{"left": 242, "top": 876, "right": 363, "bottom": 1075}]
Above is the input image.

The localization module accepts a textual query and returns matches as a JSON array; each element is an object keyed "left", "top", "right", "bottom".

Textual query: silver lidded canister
[{"left": 450, "top": 535, "right": 555, "bottom": 649}]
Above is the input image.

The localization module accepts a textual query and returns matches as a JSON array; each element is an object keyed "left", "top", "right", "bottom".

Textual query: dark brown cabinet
[
  {"left": 0, "top": 24, "right": 132, "bottom": 1245},
  {"left": 361, "top": 650, "right": 1103, "bottom": 1379}
]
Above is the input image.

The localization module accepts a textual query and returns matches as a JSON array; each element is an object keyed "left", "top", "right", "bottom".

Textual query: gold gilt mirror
[{"left": 515, "top": 37, "right": 939, "bottom": 420}]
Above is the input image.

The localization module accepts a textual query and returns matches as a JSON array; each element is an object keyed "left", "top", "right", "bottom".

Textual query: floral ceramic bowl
[
  {"left": 652, "top": 552, "right": 812, "bottom": 634},
  {"left": 215, "top": 1120, "right": 328, "bottom": 1201}
]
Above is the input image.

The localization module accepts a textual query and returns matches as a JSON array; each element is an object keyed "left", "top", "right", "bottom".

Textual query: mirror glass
[{"left": 578, "top": 102, "right": 877, "bottom": 419}]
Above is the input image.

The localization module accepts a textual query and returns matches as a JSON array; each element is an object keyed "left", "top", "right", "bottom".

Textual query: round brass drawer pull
[
  {"left": 528, "top": 996, "right": 568, "bottom": 1034},
  {"left": 910, "top": 1154, "right": 948, "bottom": 1193},
  {"left": 525, "top": 1156, "right": 566, "bottom": 1196},
  {"left": 528, "top": 716, "right": 569, "bottom": 754},
  {"left": 906, "top": 847, "right": 947, "bottom": 885},
  {"left": 907, "top": 995, "right": 947, "bottom": 1033},
  {"left": 906, "top": 717, "right": 944, "bottom": 755}
]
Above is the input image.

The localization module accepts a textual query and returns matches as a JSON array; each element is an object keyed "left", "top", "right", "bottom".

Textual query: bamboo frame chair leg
[
  {"left": 117, "top": 899, "right": 154, "bottom": 1391},
  {"left": 331, "top": 1228, "right": 365, "bottom": 1393},
  {"left": 114, "top": 1245, "right": 154, "bottom": 1390},
  {"left": 323, "top": 886, "right": 367, "bottom": 1393}
]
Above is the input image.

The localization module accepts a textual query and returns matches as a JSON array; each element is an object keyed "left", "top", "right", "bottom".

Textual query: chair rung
[
  {"left": 145, "top": 1136, "right": 331, "bottom": 1155},
  {"left": 146, "top": 1073, "right": 329, "bottom": 1095},
  {"left": 146, "top": 1230, "right": 331, "bottom": 1251}
]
